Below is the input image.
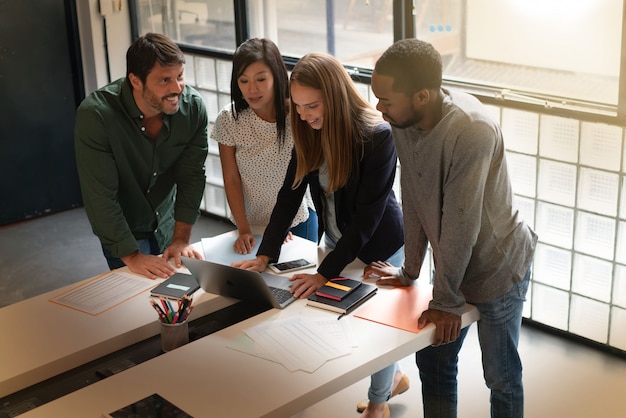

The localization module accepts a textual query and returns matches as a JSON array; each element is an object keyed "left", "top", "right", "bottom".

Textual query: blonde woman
[
  {"left": 235, "top": 54, "right": 408, "bottom": 418},
  {"left": 236, "top": 51, "right": 404, "bottom": 294}
]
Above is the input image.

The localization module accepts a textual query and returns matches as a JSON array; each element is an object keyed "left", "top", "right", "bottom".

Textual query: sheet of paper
[
  {"left": 228, "top": 317, "right": 357, "bottom": 366},
  {"left": 314, "top": 317, "right": 359, "bottom": 348},
  {"left": 354, "top": 285, "right": 432, "bottom": 333},
  {"left": 201, "top": 234, "right": 262, "bottom": 265},
  {"left": 49, "top": 271, "right": 155, "bottom": 315},
  {"left": 240, "top": 316, "right": 351, "bottom": 373}
]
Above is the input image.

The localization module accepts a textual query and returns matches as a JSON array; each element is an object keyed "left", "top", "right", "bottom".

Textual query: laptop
[{"left": 181, "top": 256, "right": 296, "bottom": 309}]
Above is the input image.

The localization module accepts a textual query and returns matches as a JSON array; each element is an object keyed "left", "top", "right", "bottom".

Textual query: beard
[
  {"left": 384, "top": 108, "right": 423, "bottom": 129},
  {"left": 143, "top": 88, "right": 181, "bottom": 115}
]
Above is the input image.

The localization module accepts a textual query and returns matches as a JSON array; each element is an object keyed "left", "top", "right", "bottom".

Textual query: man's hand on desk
[
  {"left": 289, "top": 272, "right": 327, "bottom": 299},
  {"left": 232, "top": 255, "right": 270, "bottom": 272},
  {"left": 365, "top": 261, "right": 462, "bottom": 346},
  {"left": 121, "top": 252, "right": 176, "bottom": 279},
  {"left": 162, "top": 240, "right": 203, "bottom": 268},
  {"left": 418, "top": 309, "right": 462, "bottom": 347},
  {"left": 363, "top": 260, "right": 404, "bottom": 286}
]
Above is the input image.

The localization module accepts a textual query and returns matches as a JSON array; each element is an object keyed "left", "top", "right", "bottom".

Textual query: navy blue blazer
[{"left": 257, "top": 122, "right": 404, "bottom": 279}]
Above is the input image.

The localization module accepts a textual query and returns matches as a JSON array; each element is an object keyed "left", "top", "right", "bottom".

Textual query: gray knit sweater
[{"left": 395, "top": 89, "right": 537, "bottom": 316}]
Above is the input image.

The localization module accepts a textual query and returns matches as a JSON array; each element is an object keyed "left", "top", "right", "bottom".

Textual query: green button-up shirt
[{"left": 75, "top": 78, "right": 208, "bottom": 259}]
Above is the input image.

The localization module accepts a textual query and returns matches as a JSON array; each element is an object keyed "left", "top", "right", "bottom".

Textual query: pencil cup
[{"left": 160, "top": 320, "right": 189, "bottom": 352}]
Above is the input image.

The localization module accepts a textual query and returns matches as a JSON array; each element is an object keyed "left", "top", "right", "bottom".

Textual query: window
[
  {"left": 134, "top": 0, "right": 395, "bottom": 68},
  {"left": 417, "top": 0, "right": 622, "bottom": 114},
  {"left": 136, "top": 0, "right": 624, "bottom": 115},
  {"left": 248, "top": 0, "right": 394, "bottom": 68},
  {"left": 134, "top": 0, "right": 236, "bottom": 51}
]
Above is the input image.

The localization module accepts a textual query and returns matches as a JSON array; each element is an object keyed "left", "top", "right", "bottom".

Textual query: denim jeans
[
  {"left": 102, "top": 238, "right": 161, "bottom": 270},
  {"left": 364, "top": 245, "right": 406, "bottom": 404},
  {"left": 324, "top": 228, "right": 406, "bottom": 402},
  {"left": 416, "top": 269, "right": 530, "bottom": 418},
  {"left": 368, "top": 361, "right": 400, "bottom": 404},
  {"left": 289, "top": 207, "right": 318, "bottom": 243}
]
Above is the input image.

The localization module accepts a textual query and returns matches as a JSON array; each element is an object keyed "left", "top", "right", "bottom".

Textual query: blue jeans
[
  {"left": 364, "top": 246, "right": 406, "bottom": 404},
  {"left": 416, "top": 269, "right": 530, "bottom": 418},
  {"left": 289, "top": 207, "right": 318, "bottom": 243},
  {"left": 102, "top": 238, "right": 161, "bottom": 270}
]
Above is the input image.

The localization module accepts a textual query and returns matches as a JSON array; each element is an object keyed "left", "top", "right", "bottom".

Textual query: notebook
[
  {"left": 150, "top": 272, "right": 200, "bottom": 300},
  {"left": 315, "top": 278, "right": 362, "bottom": 301},
  {"left": 181, "top": 256, "right": 296, "bottom": 309},
  {"left": 107, "top": 393, "right": 192, "bottom": 418},
  {"left": 307, "top": 282, "right": 377, "bottom": 314}
]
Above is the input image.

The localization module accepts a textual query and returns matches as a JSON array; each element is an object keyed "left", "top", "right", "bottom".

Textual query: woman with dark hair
[{"left": 212, "top": 38, "right": 317, "bottom": 254}]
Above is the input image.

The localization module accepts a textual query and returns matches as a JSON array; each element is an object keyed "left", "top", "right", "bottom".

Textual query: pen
[
  {"left": 171, "top": 311, "right": 180, "bottom": 324},
  {"left": 165, "top": 299, "right": 176, "bottom": 323},
  {"left": 179, "top": 305, "right": 194, "bottom": 322},
  {"left": 176, "top": 297, "right": 190, "bottom": 323},
  {"left": 150, "top": 298, "right": 167, "bottom": 323},
  {"left": 159, "top": 298, "right": 170, "bottom": 319}
]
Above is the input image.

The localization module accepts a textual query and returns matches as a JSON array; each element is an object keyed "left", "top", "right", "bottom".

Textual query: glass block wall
[
  {"left": 184, "top": 54, "right": 233, "bottom": 219},
  {"left": 186, "top": 53, "right": 626, "bottom": 353},
  {"left": 497, "top": 107, "right": 626, "bottom": 352}
]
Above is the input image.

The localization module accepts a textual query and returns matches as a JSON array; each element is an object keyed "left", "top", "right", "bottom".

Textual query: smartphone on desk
[{"left": 268, "top": 258, "right": 315, "bottom": 274}]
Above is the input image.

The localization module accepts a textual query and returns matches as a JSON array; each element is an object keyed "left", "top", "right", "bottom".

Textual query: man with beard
[
  {"left": 357, "top": 39, "right": 537, "bottom": 418},
  {"left": 75, "top": 33, "right": 207, "bottom": 279}
]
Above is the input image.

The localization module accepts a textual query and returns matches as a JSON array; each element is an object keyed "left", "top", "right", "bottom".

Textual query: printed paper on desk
[
  {"left": 201, "top": 234, "right": 262, "bottom": 265},
  {"left": 228, "top": 317, "right": 357, "bottom": 366},
  {"left": 354, "top": 285, "right": 432, "bottom": 333},
  {"left": 50, "top": 271, "right": 155, "bottom": 315},
  {"left": 241, "top": 316, "right": 351, "bottom": 373}
]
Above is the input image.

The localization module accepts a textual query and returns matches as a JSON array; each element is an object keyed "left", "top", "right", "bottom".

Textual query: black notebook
[
  {"left": 307, "top": 282, "right": 377, "bottom": 314},
  {"left": 315, "top": 278, "right": 361, "bottom": 301},
  {"left": 150, "top": 273, "right": 200, "bottom": 300},
  {"left": 108, "top": 393, "right": 192, "bottom": 417}
]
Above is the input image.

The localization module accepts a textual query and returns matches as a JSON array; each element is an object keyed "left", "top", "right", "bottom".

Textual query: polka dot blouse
[{"left": 211, "top": 105, "right": 312, "bottom": 228}]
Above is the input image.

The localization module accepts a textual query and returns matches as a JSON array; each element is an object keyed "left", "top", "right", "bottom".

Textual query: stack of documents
[{"left": 229, "top": 316, "right": 357, "bottom": 373}]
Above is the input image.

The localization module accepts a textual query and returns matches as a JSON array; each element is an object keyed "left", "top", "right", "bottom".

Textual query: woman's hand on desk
[
  {"left": 233, "top": 232, "right": 257, "bottom": 254},
  {"left": 363, "top": 260, "right": 404, "bottom": 286},
  {"left": 232, "top": 255, "right": 270, "bottom": 272},
  {"left": 289, "top": 272, "right": 326, "bottom": 299}
]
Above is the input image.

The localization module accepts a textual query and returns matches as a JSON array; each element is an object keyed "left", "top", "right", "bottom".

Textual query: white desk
[
  {"left": 0, "top": 267, "right": 237, "bottom": 399},
  {"left": 3, "top": 232, "right": 479, "bottom": 417},
  {"left": 0, "top": 234, "right": 310, "bottom": 398}
]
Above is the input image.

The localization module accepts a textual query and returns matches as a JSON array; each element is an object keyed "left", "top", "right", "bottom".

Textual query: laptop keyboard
[{"left": 270, "top": 286, "right": 293, "bottom": 304}]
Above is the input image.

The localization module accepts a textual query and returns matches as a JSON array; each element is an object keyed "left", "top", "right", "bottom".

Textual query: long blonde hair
[{"left": 289, "top": 53, "right": 382, "bottom": 193}]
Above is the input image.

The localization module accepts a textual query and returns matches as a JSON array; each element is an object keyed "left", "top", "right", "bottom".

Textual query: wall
[
  {"left": 76, "top": 0, "right": 132, "bottom": 94},
  {"left": 0, "top": 0, "right": 82, "bottom": 224}
]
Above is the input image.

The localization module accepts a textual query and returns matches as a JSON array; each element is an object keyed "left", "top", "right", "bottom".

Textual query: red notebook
[{"left": 315, "top": 278, "right": 362, "bottom": 301}]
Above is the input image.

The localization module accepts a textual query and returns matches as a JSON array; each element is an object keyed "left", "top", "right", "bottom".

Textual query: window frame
[{"left": 130, "top": 0, "right": 626, "bottom": 125}]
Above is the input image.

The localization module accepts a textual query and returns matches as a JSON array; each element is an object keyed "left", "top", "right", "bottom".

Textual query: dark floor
[{"left": 0, "top": 207, "right": 235, "bottom": 308}]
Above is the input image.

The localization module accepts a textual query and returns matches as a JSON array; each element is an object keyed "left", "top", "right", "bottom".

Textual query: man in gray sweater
[{"left": 358, "top": 39, "right": 537, "bottom": 418}]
